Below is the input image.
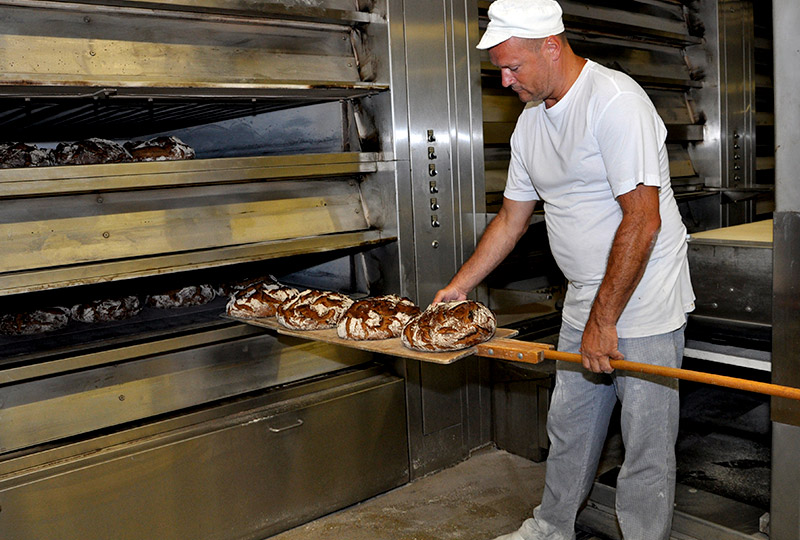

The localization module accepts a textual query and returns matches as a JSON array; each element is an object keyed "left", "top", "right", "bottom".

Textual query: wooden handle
[{"left": 477, "top": 339, "right": 800, "bottom": 401}]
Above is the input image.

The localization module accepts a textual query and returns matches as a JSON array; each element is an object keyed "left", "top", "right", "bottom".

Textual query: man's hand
[
  {"left": 432, "top": 285, "right": 467, "bottom": 304},
  {"left": 580, "top": 317, "right": 624, "bottom": 373}
]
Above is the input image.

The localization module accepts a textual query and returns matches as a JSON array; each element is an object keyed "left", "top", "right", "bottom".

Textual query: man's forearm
[{"left": 589, "top": 214, "right": 658, "bottom": 326}]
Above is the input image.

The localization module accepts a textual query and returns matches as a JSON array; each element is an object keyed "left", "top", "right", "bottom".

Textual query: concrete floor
[{"left": 269, "top": 447, "right": 547, "bottom": 540}]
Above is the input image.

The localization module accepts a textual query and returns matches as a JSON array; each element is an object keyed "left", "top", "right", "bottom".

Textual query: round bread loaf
[
  {"left": 126, "top": 136, "right": 195, "bottom": 162},
  {"left": 70, "top": 296, "right": 142, "bottom": 323},
  {"left": 337, "top": 294, "right": 421, "bottom": 340},
  {"left": 146, "top": 285, "right": 216, "bottom": 309},
  {"left": 0, "top": 142, "right": 54, "bottom": 169},
  {"left": 54, "top": 138, "right": 132, "bottom": 165},
  {"left": 226, "top": 283, "right": 299, "bottom": 319},
  {"left": 0, "top": 307, "right": 70, "bottom": 336},
  {"left": 401, "top": 300, "right": 496, "bottom": 352},
  {"left": 276, "top": 289, "right": 353, "bottom": 330}
]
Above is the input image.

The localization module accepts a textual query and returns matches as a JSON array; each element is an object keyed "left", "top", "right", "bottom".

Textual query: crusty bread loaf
[
  {"left": 337, "top": 294, "right": 420, "bottom": 340},
  {"left": 126, "top": 136, "right": 195, "bottom": 162},
  {"left": 146, "top": 284, "right": 215, "bottom": 309},
  {"left": 54, "top": 138, "right": 132, "bottom": 165},
  {"left": 401, "top": 300, "right": 496, "bottom": 352},
  {"left": 276, "top": 289, "right": 353, "bottom": 330},
  {"left": 226, "top": 283, "right": 299, "bottom": 319},
  {"left": 70, "top": 296, "right": 142, "bottom": 323},
  {"left": 0, "top": 142, "right": 54, "bottom": 169},
  {"left": 0, "top": 307, "right": 70, "bottom": 336}
]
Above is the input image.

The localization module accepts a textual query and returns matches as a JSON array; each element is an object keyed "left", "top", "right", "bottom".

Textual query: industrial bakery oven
[{"left": 0, "top": 1, "right": 487, "bottom": 539}]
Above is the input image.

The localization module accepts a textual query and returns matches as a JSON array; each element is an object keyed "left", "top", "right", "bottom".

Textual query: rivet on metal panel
[
  {"left": 431, "top": 215, "right": 440, "bottom": 228},
  {"left": 89, "top": 50, "right": 96, "bottom": 56},
  {"left": 430, "top": 198, "right": 439, "bottom": 211},
  {"left": 432, "top": 240, "right": 439, "bottom": 249},
  {"left": 517, "top": 352, "right": 524, "bottom": 359},
  {"left": 745, "top": 306, "right": 753, "bottom": 312},
  {"left": 102, "top": 232, "right": 110, "bottom": 239},
  {"left": 118, "top": 395, "right": 125, "bottom": 401},
  {"left": 487, "top": 348, "right": 494, "bottom": 355},
  {"left": 96, "top": 196, "right": 103, "bottom": 204}
]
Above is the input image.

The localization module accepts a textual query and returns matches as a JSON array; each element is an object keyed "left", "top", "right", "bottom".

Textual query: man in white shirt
[{"left": 432, "top": 0, "right": 694, "bottom": 538}]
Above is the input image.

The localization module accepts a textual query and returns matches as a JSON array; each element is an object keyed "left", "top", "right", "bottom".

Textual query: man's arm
[
  {"left": 432, "top": 197, "right": 537, "bottom": 304},
  {"left": 581, "top": 183, "right": 661, "bottom": 373}
]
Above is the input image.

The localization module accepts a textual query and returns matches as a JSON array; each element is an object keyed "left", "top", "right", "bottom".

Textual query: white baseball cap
[{"left": 477, "top": 0, "right": 565, "bottom": 50}]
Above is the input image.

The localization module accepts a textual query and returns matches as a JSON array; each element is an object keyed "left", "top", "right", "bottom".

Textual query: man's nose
[{"left": 501, "top": 69, "right": 514, "bottom": 87}]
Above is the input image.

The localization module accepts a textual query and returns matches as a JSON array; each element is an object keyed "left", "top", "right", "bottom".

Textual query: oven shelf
[
  {"left": 0, "top": 151, "right": 383, "bottom": 198},
  {"left": 0, "top": 229, "right": 394, "bottom": 296}
]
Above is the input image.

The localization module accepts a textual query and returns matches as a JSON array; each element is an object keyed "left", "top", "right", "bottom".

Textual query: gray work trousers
[{"left": 516, "top": 321, "right": 685, "bottom": 540}]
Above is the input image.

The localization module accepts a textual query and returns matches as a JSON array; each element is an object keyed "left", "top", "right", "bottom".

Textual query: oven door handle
[{"left": 267, "top": 418, "right": 304, "bottom": 433}]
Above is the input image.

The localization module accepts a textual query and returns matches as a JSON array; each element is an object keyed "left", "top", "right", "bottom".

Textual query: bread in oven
[
  {"left": 54, "top": 138, "right": 132, "bottom": 165},
  {"left": 336, "top": 294, "right": 421, "bottom": 340},
  {"left": 70, "top": 296, "right": 142, "bottom": 323},
  {"left": 146, "top": 284, "right": 216, "bottom": 309},
  {"left": 226, "top": 282, "right": 299, "bottom": 319},
  {"left": 0, "top": 142, "right": 54, "bottom": 169},
  {"left": 0, "top": 307, "right": 70, "bottom": 336},
  {"left": 276, "top": 289, "right": 354, "bottom": 330},
  {"left": 401, "top": 300, "right": 496, "bottom": 352},
  {"left": 126, "top": 136, "right": 195, "bottom": 162}
]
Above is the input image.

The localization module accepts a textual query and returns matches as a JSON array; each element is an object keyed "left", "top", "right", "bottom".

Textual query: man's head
[
  {"left": 477, "top": 0, "right": 564, "bottom": 50},
  {"left": 478, "top": 0, "right": 576, "bottom": 104}
]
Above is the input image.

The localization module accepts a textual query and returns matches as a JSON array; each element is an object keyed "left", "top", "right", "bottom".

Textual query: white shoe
[{"left": 491, "top": 531, "right": 527, "bottom": 540}]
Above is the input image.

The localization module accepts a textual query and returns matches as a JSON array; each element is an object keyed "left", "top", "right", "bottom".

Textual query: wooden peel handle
[{"left": 479, "top": 339, "right": 800, "bottom": 401}]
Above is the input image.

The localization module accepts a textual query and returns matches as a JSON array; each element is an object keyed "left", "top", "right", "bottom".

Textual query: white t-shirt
[{"left": 504, "top": 59, "right": 695, "bottom": 338}]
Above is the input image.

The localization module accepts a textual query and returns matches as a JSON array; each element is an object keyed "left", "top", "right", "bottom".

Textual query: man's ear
[{"left": 543, "top": 35, "right": 562, "bottom": 61}]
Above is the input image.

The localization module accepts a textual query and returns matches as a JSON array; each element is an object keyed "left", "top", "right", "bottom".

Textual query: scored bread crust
[
  {"left": 146, "top": 284, "right": 216, "bottom": 309},
  {"left": 0, "top": 307, "right": 70, "bottom": 336},
  {"left": 226, "top": 283, "right": 299, "bottom": 319},
  {"left": 276, "top": 289, "right": 354, "bottom": 330},
  {"left": 401, "top": 300, "right": 496, "bottom": 352},
  {"left": 70, "top": 296, "right": 142, "bottom": 323},
  {"left": 126, "top": 136, "right": 195, "bottom": 162},
  {"left": 336, "top": 294, "right": 421, "bottom": 341}
]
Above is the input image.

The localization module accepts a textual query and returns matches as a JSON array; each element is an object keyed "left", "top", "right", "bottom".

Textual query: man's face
[{"left": 489, "top": 37, "right": 551, "bottom": 103}]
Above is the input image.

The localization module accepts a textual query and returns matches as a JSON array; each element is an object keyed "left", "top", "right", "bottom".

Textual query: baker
[{"left": 432, "top": 0, "right": 695, "bottom": 538}]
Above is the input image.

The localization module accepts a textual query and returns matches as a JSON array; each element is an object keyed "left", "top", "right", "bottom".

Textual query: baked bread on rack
[
  {"left": 401, "top": 300, "right": 496, "bottom": 352},
  {"left": 126, "top": 136, "right": 195, "bottom": 162},
  {"left": 0, "top": 307, "right": 70, "bottom": 336},
  {"left": 146, "top": 284, "right": 216, "bottom": 309},
  {"left": 70, "top": 296, "right": 142, "bottom": 323},
  {"left": 0, "top": 142, "right": 54, "bottom": 168},
  {"left": 54, "top": 138, "right": 133, "bottom": 165},
  {"left": 337, "top": 294, "right": 420, "bottom": 340},
  {"left": 276, "top": 289, "right": 353, "bottom": 330},
  {"left": 226, "top": 282, "right": 299, "bottom": 319}
]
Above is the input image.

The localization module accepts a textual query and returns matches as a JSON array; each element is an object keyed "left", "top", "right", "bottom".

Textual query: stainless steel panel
[
  {"left": 0, "top": 371, "right": 409, "bottom": 540},
  {"left": 771, "top": 0, "right": 800, "bottom": 428},
  {"left": 687, "top": 242, "right": 772, "bottom": 326},
  {"left": 0, "top": 331, "right": 372, "bottom": 453},
  {"left": 579, "top": 481, "right": 765, "bottom": 539},
  {"left": 771, "top": 422, "right": 800, "bottom": 539}
]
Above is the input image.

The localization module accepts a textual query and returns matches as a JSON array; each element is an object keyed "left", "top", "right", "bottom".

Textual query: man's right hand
[{"left": 432, "top": 285, "right": 467, "bottom": 304}]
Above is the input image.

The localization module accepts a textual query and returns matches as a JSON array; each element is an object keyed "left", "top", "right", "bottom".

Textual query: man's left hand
[{"left": 580, "top": 318, "right": 624, "bottom": 373}]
